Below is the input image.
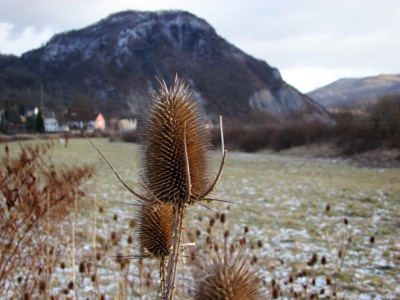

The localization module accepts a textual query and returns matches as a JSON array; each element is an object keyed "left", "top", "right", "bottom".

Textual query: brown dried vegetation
[{"left": 0, "top": 141, "right": 94, "bottom": 296}]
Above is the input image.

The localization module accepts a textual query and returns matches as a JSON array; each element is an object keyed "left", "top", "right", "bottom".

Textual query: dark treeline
[{"left": 210, "top": 94, "right": 400, "bottom": 155}]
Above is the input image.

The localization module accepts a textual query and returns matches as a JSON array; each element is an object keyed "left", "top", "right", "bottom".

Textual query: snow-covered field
[{"left": 3, "top": 138, "right": 399, "bottom": 299}]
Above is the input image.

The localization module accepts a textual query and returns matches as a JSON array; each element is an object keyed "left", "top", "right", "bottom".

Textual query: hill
[
  {"left": 307, "top": 74, "right": 400, "bottom": 109},
  {"left": 0, "top": 10, "right": 331, "bottom": 123}
]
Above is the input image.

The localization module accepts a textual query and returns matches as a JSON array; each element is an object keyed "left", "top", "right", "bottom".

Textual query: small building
[
  {"left": 94, "top": 113, "right": 106, "bottom": 131},
  {"left": 44, "top": 118, "right": 60, "bottom": 132},
  {"left": 119, "top": 118, "right": 137, "bottom": 131}
]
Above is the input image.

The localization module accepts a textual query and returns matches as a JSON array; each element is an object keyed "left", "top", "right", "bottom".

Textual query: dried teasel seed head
[
  {"left": 137, "top": 202, "right": 173, "bottom": 258},
  {"left": 113, "top": 213, "right": 118, "bottom": 221},
  {"left": 140, "top": 76, "right": 212, "bottom": 205},
  {"left": 220, "top": 213, "right": 226, "bottom": 223},
  {"left": 39, "top": 280, "right": 46, "bottom": 293},
  {"left": 344, "top": 218, "right": 349, "bottom": 225},
  {"left": 209, "top": 218, "right": 215, "bottom": 227},
  {"left": 24, "top": 292, "right": 31, "bottom": 300},
  {"left": 272, "top": 286, "right": 279, "bottom": 299},
  {"left": 321, "top": 256, "right": 327, "bottom": 265},
  {"left": 224, "top": 230, "right": 230, "bottom": 239},
  {"left": 244, "top": 226, "right": 249, "bottom": 233},
  {"left": 307, "top": 253, "right": 318, "bottom": 266},
  {"left": 325, "top": 203, "right": 330, "bottom": 212},
  {"left": 129, "top": 219, "right": 136, "bottom": 228},
  {"left": 127, "top": 235, "right": 133, "bottom": 244},
  {"left": 370, "top": 235, "right": 375, "bottom": 244},
  {"left": 99, "top": 206, "right": 104, "bottom": 213},
  {"left": 79, "top": 261, "right": 86, "bottom": 273},
  {"left": 68, "top": 281, "right": 74, "bottom": 290},
  {"left": 257, "top": 240, "right": 263, "bottom": 248},
  {"left": 91, "top": 273, "right": 97, "bottom": 282},
  {"left": 326, "top": 276, "right": 331, "bottom": 285},
  {"left": 96, "top": 252, "right": 102, "bottom": 261},
  {"left": 192, "top": 250, "right": 265, "bottom": 300}
]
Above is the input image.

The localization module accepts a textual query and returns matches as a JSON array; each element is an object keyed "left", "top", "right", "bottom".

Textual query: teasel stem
[
  {"left": 165, "top": 203, "right": 185, "bottom": 300},
  {"left": 160, "top": 255, "right": 167, "bottom": 297},
  {"left": 164, "top": 123, "right": 191, "bottom": 300}
]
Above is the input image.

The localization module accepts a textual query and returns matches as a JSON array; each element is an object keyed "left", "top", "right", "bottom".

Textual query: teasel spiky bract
[
  {"left": 191, "top": 249, "right": 265, "bottom": 300},
  {"left": 136, "top": 202, "right": 173, "bottom": 258},
  {"left": 140, "top": 76, "right": 212, "bottom": 205}
]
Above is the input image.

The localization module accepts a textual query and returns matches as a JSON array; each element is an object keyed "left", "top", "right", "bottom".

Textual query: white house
[{"left": 44, "top": 118, "right": 60, "bottom": 132}]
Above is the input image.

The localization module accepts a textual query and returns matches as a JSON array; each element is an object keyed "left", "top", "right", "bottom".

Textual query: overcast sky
[{"left": 0, "top": 0, "right": 399, "bottom": 93}]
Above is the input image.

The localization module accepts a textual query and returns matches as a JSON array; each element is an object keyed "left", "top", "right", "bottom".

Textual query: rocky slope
[{"left": 1, "top": 10, "right": 331, "bottom": 123}]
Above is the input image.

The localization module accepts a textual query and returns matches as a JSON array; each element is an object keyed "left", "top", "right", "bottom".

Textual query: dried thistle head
[
  {"left": 137, "top": 202, "right": 173, "bottom": 258},
  {"left": 140, "top": 76, "right": 212, "bottom": 205},
  {"left": 191, "top": 249, "right": 265, "bottom": 300}
]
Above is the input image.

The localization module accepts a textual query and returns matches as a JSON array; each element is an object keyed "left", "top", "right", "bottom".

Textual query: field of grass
[{"left": 2, "top": 137, "right": 399, "bottom": 299}]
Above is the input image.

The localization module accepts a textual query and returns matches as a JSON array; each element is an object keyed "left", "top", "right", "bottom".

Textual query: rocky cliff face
[{"left": 1, "top": 10, "right": 331, "bottom": 123}]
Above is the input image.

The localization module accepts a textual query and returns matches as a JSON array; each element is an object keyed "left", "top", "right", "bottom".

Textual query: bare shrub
[{"left": 0, "top": 141, "right": 94, "bottom": 298}]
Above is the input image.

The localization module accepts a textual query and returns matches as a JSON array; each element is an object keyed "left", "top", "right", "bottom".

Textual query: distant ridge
[{"left": 307, "top": 74, "right": 400, "bottom": 108}]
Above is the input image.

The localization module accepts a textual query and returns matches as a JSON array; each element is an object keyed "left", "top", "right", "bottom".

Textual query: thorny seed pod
[
  {"left": 224, "top": 230, "right": 230, "bottom": 239},
  {"left": 68, "top": 281, "right": 74, "bottom": 290},
  {"left": 220, "top": 213, "right": 226, "bottom": 224},
  {"left": 272, "top": 286, "right": 279, "bottom": 299},
  {"left": 209, "top": 218, "right": 215, "bottom": 227},
  {"left": 129, "top": 219, "right": 136, "bottom": 228},
  {"left": 140, "top": 76, "right": 212, "bottom": 205},
  {"left": 39, "top": 280, "right": 46, "bottom": 293},
  {"left": 137, "top": 202, "right": 173, "bottom": 258},
  {"left": 370, "top": 235, "right": 375, "bottom": 244},
  {"left": 192, "top": 250, "right": 265, "bottom": 300},
  {"left": 79, "top": 261, "right": 86, "bottom": 273},
  {"left": 325, "top": 203, "right": 330, "bottom": 212}
]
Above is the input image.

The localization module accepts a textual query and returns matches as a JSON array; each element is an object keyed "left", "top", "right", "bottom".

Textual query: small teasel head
[
  {"left": 136, "top": 202, "right": 173, "bottom": 258},
  {"left": 191, "top": 249, "right": 265, "bottom": 300},
  {"left": 139, "top": 76, "right": 212, "bottom": 205}
]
